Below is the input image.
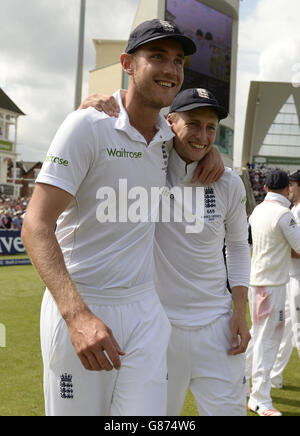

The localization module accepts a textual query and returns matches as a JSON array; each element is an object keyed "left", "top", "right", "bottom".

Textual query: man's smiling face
[
  {"left": 129, "top": 38, "right": 185, "bottom": 110},
  {"left": 168, "top": 107, "right": 219, "bottom": 164}
]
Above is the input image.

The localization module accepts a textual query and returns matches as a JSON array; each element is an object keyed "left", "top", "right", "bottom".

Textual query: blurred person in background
[
  {"left": 271, "top": 170, "right": 300, "bottom": 388},
  {"left": 246, "top": 170, "right": 300, "bottom": 416}
]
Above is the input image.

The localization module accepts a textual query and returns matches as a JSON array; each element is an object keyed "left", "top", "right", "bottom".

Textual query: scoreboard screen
[{"left": 166, "top": 0, "right": 233, "bottom": 111}]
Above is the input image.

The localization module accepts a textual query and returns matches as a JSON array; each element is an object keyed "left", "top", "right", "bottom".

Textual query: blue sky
[
  {"left": 1, "top": 0, "right": 300, "bottom": 167},
  {"left": 239, "top": 0, "right": 259, "bottom": 19}
]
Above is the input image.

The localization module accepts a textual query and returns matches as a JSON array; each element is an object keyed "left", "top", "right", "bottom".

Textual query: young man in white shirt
[
  {"left": 86, "top": 87, "right": 252, "bottom": 416},
  {"left": 155, "top": 88, "right": 251, "bottom": 416},
  {"left": 246, "top": 170, "right": 300, "bottom": 416},
  {"left": 22, "top": 19, "right": 198, "bottom": 417},
  {"left": 271, "top": 170, "right": 300, "bottom": 388}
]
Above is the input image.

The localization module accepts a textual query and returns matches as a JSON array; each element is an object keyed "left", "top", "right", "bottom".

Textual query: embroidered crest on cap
[
  {"left": 197, "top": 88, "right": 210, "bottom": 99},
  {"left": 158, "top": 20, "right": 176, "bottom": 32}
]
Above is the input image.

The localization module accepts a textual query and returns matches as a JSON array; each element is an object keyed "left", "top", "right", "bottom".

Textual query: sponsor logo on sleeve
[
  {"left": 45, "top": 154, "right": 69, "bottom": 167},
  {"left": 289, "top": 218, "right": 297, "bottom": 227}
]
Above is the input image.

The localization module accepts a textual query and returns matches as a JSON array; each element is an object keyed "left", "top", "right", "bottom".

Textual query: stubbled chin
[{"left": 157, "top": 94, "right": 177, "bottom": 108}]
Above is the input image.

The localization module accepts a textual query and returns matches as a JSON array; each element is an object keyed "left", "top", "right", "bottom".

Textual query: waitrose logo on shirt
[
  {"left": 106, "top": 147, "right": 143, "bottom": 159},
  {"left": 45, "top": 154, "right": 69, "bottom": 167}
]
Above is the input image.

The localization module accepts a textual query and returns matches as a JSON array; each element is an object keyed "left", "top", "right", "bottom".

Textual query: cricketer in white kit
[
  {"left": 21, "top": 20, "right": 199, "bottom": 416},
  {"left": 36, "top": 92, "right": 174, "bottom": 416},
  {"left": 153, "top": 88, "right": 251, "bottom": 416},
  {"left": 271, "top": 171, "right": 300, "bottom": 387},
  {"left": 246, "top": 170, "right": 300, "bottom": 416}
]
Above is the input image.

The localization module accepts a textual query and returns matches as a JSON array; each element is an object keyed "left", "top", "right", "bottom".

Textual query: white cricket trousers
[
  {"left": 271, "top": 277, "right": 300, "bottom": 386},
  {"left": 246, "top": 285, "right": 286, "bottom": 411},
  {"left": 166, "top": 313, "right": 247, "bottom": 416},
  {"left": 40, "top": 283, "right": 171, "bottom": 416}
]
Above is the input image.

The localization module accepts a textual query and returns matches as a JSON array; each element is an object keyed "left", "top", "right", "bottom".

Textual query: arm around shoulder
[{"left": 191, "top": 146, "right": 225, "bottom": 184}]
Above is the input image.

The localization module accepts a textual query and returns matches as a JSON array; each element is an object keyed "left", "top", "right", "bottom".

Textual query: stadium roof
[
  {"left": 242, "top": 81, "right": 300, "bottom": 167},
  {"left": 0, "top": 88, "right": 25, "bottom": 115}
]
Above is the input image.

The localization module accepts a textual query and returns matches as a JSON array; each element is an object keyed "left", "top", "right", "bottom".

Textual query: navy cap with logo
[
  {"left": 289, "top": 170, "right": 300, "bottom": 182},
  {"left": 125, "top": 19, "right": 196, "bottom": 56},
  {"left": 169, "top": 88, "right": 228, "bottom": 120},
  {"left": 265, "top": 170, "right": 290, "bottom": 190}
]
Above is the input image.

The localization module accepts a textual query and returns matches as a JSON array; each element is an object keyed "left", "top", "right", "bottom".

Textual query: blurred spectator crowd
[
  {"left": 247, "top": 163, "right": 282, "bottom": 205},
  {"left": 0, "top": 195, "right": 29, "bottom": 230}
]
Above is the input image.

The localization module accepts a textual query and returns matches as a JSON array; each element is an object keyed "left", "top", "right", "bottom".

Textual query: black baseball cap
[
  {"left": 169, "top": 88, "right": 228, "bottom": 120},
  {"left": 265, "top": 170, "right": 290, "bottom": 190},
  {"left": 289, "top": 170, "right": 300, "bottom": 182},
  {"left": 125, "top": 19, "right": 196, "bottom": 56}
]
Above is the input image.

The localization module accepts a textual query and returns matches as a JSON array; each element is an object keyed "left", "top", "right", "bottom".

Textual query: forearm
[
  {"left": 22, "top": 219, "right": 89, "bottom": 322},
  {"left": 231, "top": 286, "right": 248, "bottom": 315},
  {"left": 225, "top": 239, "right": 251, "bottom": 290},
  {"left": 228, "top": 285, "right": 251, "bottom": 355},
  {"left": 23, "top": 217, "right": 125, "bottom": 371}
]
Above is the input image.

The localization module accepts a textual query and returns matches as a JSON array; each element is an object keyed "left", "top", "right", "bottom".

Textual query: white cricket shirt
[
  {"left": 290, "top": 203, "right": 300, "bottom": 277},
  {"left": 154, "top": 148, "right": 250, "bottom": 328},
  {"left": 36, "top": 90, "right": 174, "bottom": 291},
  {"left": 249, "top": 192, "right": 300, "bottom": 287}
]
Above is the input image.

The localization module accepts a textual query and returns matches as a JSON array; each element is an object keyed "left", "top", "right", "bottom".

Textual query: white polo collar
[
  {"left": 113, "top": 90, "right": 174, "bottom": 145},
  {"left": 264, "top": 192, "right": 291, "bottom": 208},
  {"left": 168, "top": 147, "right": 205, "bottom": 186}
]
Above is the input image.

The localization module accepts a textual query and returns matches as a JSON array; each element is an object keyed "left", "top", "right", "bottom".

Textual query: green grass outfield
[{"left": 0, "top": 263, "right": 299, "bottom": 416}]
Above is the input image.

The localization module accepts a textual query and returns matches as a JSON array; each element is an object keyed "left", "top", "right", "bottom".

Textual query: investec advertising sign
[
  {"left": 0, "top": 140, "right": 13, "bottom": 152},
  {"left": 0, "top": 230, "right": 25, "bottom": 255}
]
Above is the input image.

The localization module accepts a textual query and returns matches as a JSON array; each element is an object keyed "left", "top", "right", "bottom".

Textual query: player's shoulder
[
  {"left": 278, "top": 208, "right": 298, "bottom": 228},
  {"left": 224, "top": 167, "right": 240, "bottom": 180},
  {"left": 50, "top": 108, "right": 115, "bottom": 152},
  {"left": 64, "top": 108, "right": 113, "bottom": 132},
  {"left": 71, "top": 107, "right": 111, "bottom": 122},
  {"left": 217, "top": 167, "right": 243, "bottom": 189}
]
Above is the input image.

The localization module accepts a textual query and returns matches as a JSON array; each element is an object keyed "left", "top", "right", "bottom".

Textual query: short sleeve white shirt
[{"left": 36, "top": 90, "right": 174, "bottom": 291}]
